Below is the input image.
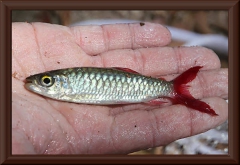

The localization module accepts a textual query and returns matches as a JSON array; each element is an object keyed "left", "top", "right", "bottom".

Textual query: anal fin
[{"left": 146, "top": 98, "right": 168, "bottom": 106}]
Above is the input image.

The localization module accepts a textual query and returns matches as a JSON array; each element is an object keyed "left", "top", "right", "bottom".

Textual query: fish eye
[{"left": 40, "top": 75, "right": 54, "bottom": 87}]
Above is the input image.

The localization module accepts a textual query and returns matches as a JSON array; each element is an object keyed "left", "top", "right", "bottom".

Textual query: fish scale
[{"left": 50, "top": 67, "right": 173, "bottom": 104}]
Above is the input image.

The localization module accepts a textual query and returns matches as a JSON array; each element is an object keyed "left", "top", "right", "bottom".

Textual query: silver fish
[{"left": 25, "top": 66, "right": 217, "bottom": 116}]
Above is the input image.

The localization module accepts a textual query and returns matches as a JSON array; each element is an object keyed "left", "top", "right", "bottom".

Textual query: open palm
[{"left": 12, "top": 22, "right": 228, "bottom": 154}]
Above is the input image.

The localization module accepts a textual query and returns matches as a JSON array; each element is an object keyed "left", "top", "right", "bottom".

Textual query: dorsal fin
[
  {"left": 113, "top": 67, "right": 140, "bottom": 74},
  {"left": 158, "top": 77, "right": 166, "bottom": 81}
]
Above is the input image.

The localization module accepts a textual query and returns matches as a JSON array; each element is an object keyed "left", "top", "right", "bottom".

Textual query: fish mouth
[
  {"left": 24, "top": 78, "right": 42, "bottom": 93},
  {"left": 25, "top": 78, "right": 33, "bottom": 83}
]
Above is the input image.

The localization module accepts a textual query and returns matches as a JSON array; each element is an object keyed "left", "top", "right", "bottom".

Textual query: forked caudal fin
[{"left": 172, "top": 66, "right": 218, "bottom": 116}]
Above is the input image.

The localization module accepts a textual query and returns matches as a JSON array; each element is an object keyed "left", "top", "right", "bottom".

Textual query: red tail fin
[{"left": 173, "top": 66, "right": 218, "bottom": 116}]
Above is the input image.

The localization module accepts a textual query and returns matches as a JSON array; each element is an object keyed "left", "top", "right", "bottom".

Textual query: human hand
[{"left": 12, "top": 22, "right": 228, "bottom": 154}]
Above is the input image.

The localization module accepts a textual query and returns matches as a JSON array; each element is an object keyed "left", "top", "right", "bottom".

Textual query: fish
[{"left": 24, "top": 66, "right": 218, "bottom": 116}]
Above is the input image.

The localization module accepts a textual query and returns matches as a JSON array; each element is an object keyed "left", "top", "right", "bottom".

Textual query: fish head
[{"left": 24, "top": 71, "right": 70, "bottom": 99}]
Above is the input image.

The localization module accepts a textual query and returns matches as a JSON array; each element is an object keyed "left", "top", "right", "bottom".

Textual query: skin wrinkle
[
  {"left": 72, "top": 108, "right": 91, "bottom": 154},
  {"left": 109, "top": 116, "right": 118, "bottom": 153},
  {"left": 69, "top": 110, "right": 91, "bottom": 154},
  {"left": 69, "top": 27, "right": 81, "bottom": 48},
  {"left": 155, "top": 105, "right": 193, "bottom": 145},
  {"left": 133, "top": 49, "right": 145, "bottom": 74},
  {"left": 69, "top": 28, "right": 95, "bottom": 66},
  {"left": 128, "top": 23, "right": 134, "bottom": 50},
  {"left": 15, "top": 93, "right": 44, "bottom": 108},
  {"left": 109, "top": 104, "right": 143, "bottom": 116},
  {"left": 148, "top": 110, "right": 158, "bottom": 148},
  {"left": 189, "top": 108, "right": 193, "bottom": 137},
  {"left": 68, "top": 27, "right": 91, "bottom": 65},
  {"left": 91, "top": 50, "right": 112, "bottom": 68},
  {"left": 12, "top": 24, "right": 34, "bottom": 79},
  {"left": 45, "top": 101, "right": 80, "bottom": 154},
  {"left": 210, "top": 69, "right": 227, "bottom": 99},
  {"left": 75, "top": 49, "right": 91, "bottom": 67},
  {"left": 12, "top": 56, "right": 25, "bottom": 81},
  {"left": 64, "top": 28, "right": 89, "bottom": 67},
  {"left": 218, "top": 69, "right": 228, "bottom": 98},
  {"left": 111, "top": 103, "right": 167, "bottom": 116},
  {"left": 12, "top": 112, "right": 37, "bottom": 153},
  {"left": 189, "top": 109, "right": 203, "bottom": 136},
  {"left": 85, "top": 118, "right": 93, "bottom": 154},
  {"left": 12, "top": 23, "right": 41, "bottom": 80},
  {"left": 69, "top": 26, "right": 86, "bottom": 50},
  {"left": 195, "top": 72, "right": 205, "bottom": 98},
  {"left": 36, "top": 101, "right": 60, "bottom": 154},
  {"left": 43, "top": 129, "right": 59, "bottom": 154},
  {"left": 30, "top": 23, "right": 47, "bottom": 72},
  {"left": 13, "top": 97, "right": 46, "bottom": 153},
  {"left": 131, "top": 24, "right": 142, "bottom": 48},
  {"left": 173, "top": 47, "right": 182, "bottom": 74},
  {"left": 111, "top": 109, "right": 158, "bottom": 152},
  {"left": 46, "top": 100, "right": 81, "bottom": 154},
  {"left": 43, "top": 143, "right": 50, "bottom": 154},
  {"left": 101, "top": 25, "right": 110, "bottom": 54},
  {"left": 69, "top": 27, "right": 87, "bottom": 54},
  {"left": 109, "top": 106, "right": 126, "bottom": 116},
  {"left": 175, "top": 46, "right": 186, "bottom": 71},
  {"left": 110, "top": 111, "right": 136, "bottom": 153},
  {"left": 79, "top": 26, "right": 106, "bottom": 56},
  {"left": 77, "top": 27, "right": 87, "bottom": 55},
  {"left": 13, "top": 128, "right": 37, "bottom": 154},
  {"left": 78, "top": 106, "right": 111, "bottom": 154},
  {"left": 199, "top": 70, "right": 218, "bottom": 98},
  {"left": 99, "top": 53, "right": 106, "bottom": 68}
]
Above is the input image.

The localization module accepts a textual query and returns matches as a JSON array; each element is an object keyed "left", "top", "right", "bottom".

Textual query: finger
[
  {"left": 92, "top": 46, "right": 221, "bottom": 76},
  {"left": 70, "top": 22, "right": 171, "bottom": 55},
  {"left": 12, "top": 23, "right": 45, "bottom": 80},
  {"left": 12, "top": 22, "right": 171, "bottom": 78},
  {"left": 12, "top": 22, "right": 92, "bottom": 78},
  {"left": 110, "top": 97, "right": 227, "bottom": 154},
  {"left": 162, "top": 68, "right": 228, "bottom": 99},
  {"left": 188, "top": 68, "right": 228, "bottom": 99}
]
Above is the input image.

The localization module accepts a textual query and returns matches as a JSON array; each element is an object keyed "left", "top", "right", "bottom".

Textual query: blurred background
[{"left": 12, "top": 10, "right": 228, "bottom": 155}]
